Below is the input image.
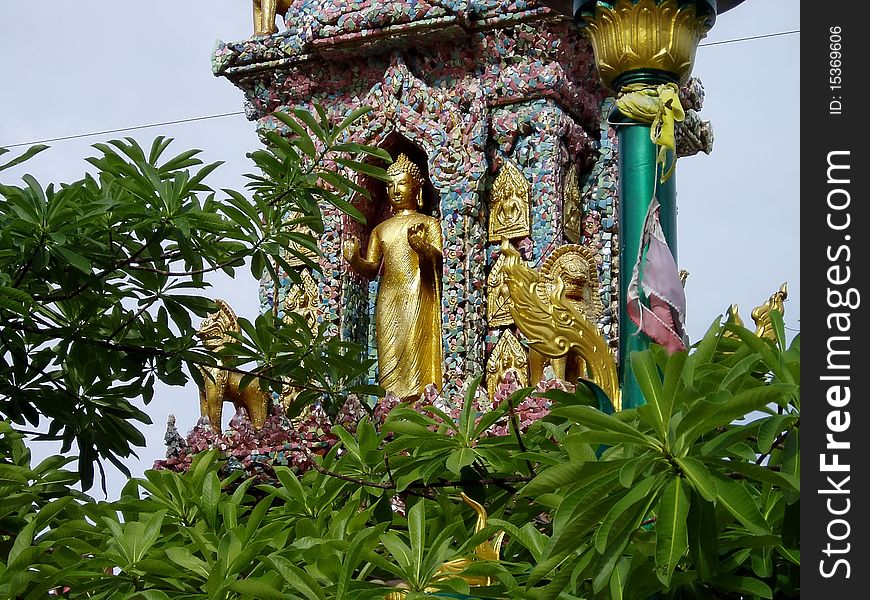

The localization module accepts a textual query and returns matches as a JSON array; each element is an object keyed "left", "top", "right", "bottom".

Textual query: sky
[{"left": 0, "top": 0, "right": 799, "bottom": 499}]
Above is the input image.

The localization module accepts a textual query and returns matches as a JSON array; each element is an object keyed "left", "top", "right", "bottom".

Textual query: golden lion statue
[
  {"left": 196, "top": 299, "right": 270, "bottom": 432},
  {"left": 252, "top": 0, "right": 292, "bottom": 36},
  {"left": 528, "top": 244, "right": 604, "bottom": 385},
  {"left": 500, "top": 242, "right": 620, "bottom": 408}
]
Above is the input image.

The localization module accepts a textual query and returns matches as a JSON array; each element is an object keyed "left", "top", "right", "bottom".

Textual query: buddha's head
[{"left": 385, "top": 153, "right": 424, "bottom": 211}]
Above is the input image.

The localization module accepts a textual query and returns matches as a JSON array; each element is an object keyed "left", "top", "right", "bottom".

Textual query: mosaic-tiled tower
[{"left": 213, "top": 0, "right": 619, "bottom": 401}]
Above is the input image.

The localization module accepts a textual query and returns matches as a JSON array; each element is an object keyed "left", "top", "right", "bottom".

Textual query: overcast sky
[{"left": 0, "top": 0, "right": 799, "bottom": 499}]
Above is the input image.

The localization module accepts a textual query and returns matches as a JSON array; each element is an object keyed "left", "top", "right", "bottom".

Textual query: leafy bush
[{"left": 2, "top": 108, "right": 798, "bottom": 597}]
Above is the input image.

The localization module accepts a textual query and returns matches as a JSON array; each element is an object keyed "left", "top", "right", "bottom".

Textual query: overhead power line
[
  {"left": 2, "top": 29, "right": 798, "bottom": 150},
  {"left": 699, "top": 29, "right": 799, "bottom": 47},
  {"left": 2, "top": 111, "right": 245, "bottom": 150}
]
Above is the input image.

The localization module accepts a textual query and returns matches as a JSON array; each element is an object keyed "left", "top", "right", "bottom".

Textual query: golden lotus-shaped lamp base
[{"left": 581, "top": 0, "right": 712, "bottom": 89}]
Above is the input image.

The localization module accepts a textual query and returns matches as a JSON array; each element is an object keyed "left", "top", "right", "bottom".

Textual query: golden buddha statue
[{"left": 343, "top": 153, "right": 444, "bottom": 399}]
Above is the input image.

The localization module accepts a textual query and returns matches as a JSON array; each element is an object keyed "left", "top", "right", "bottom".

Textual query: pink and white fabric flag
[{"left": 626, "top": 197, "right": 688, "bottom": 353}]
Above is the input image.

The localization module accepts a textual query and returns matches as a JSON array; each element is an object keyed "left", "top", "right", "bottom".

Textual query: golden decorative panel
[
  {"left": 488, "top": 160, "right": 531, "bottom": 242},
  {"left": 283, "top": 268, "right": 319, "bottom": 334},
  {"left": 751, "top": 282, "right": 788, "bottom": 341},
  {"left": 538, "top": 244, "right": 603, "bottom": 322},
  {"left": 196, "top": 300, "right": 270, "bottom": 431},
  {"left": 284, "top": 211, "right": 318, "bottom": 268},
  {"left": 487, "top": 251, "right": 515, "bottom": 328},
  {"left": 486, "top": 329, "right": 529, "bottom": 402},
  {"left": 563, "top": 163, "right": 582, "bottom": 244}
]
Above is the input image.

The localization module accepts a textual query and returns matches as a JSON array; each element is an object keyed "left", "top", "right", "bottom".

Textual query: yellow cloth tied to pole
[{"left": 615, "top": 82, "right": 685, "bottom": 182}]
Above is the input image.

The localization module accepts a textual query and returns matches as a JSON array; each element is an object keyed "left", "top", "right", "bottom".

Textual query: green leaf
[
  {"left": 9, "top": 519, "right": 37, "bottom": 566},
  {"left": 337, "top": 526, "right": 383, "bottom": 600},
  {"left": 0, "top": 285, "right": 33, "bottom": 305},
  {"left": 709, "top": 575, "right": 773, "bottom": 598},
  {"left": 594, "top": 473, "right": 667, "bottom": 554},
  {"left": 675, "top": 456, "right": 717, "bottom": 502},
  {"left": 609, "top": 557, "right": 631, "bottom": 600},
  {"left": 446, "top": 447, "right": 477, "bottom": 476},
  {"left": 140, "top": 510, "right": 166, "bottom": 560},
  {"left": 659, "top": 349, "right": 688, "bottom": 430},
  {"left": 335, "top": 157, "right": 390, "bottom": 181},
  {"left": 776, "top": 545, "right": 800, "bottom": 565},
  {"left": 677, "top": 384, "right": 795, "bottom": 445},
  {"left": 781, "top": 427, "right": 800, "bottom": 504},
  {"left": 523, "top": 459, "right": 625, "bottom": 497},
  {"left": 293, "top": 107, "right": 329, "bottom": 144},
  {"left": 618, "top": 454, "right": 656, "bottom": 488},
  {"left": 549, "top": 405, "right": 661, "bottom": 451},
  {"left": 135, "top": 591, "right": 172, "bottom": 600},
  {"left": 380, "top": 531, "right": 413, "bottom": 571},
  {"left": 757, "top": 413, "right": 796, "bottom": 454},
  {"left": 165, "top": 546, "right": 210, "bottom": 578},
  {"left": 272, "top": 112, "right": 317, "bottom": 159},
  {"left": 52, "top": 246, "right": 92, "bottom": 273},
  {"left": 201, "top": 470, "right": 220, "bottom": 527},
  {"left": 0, "top": 144, "right": 49, "bottom": 171},
  {"left": 316, "top": 187, "right": 366, "bottom": 223},
  {"left": 228, "top": 578, "right": 292, "bottom": 600},
  {"left": 710, "top": 472, "right": 770, "bottom": 534},
  {"left": 708, "top": 458, "right": 799, "bottom": 492},
  {"left": 655, "top": 477, "right": 690, "bottom": 586},
  {"left": 407, "top": 499, "right": 426, "bottom": 584},
  {"left": 630, "top": 350, "right": 665, "bottom": 438},
  {"left": 267, "top": 556, "right": 327, "bottom": 600},
  {"left": 687, "top": 491, "right": 719, "bottom": 581},
  {"left": 336, "top": 106, "right": 375, "bottom": 132}
]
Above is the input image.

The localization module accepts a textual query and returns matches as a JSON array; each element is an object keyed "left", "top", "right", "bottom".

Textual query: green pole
[
  {"left": 615, "top": 113, "right": 677, "bottom": 409},
  {"left": 537, "top": 0, "right": 731, "bottom": 409}
]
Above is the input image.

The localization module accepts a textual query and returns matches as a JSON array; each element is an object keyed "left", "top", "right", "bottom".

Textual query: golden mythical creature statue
[
  {"left": 724, "top": 282, "right": 788, "bottom": 343},
  {"left": 751, "top": 282, "right": 788, "bottom": 341},
  {"left": 252, "top": 0, "right": 292, "bottom": 36},
  {"left": 385, "top": 493, "right": 505, "bottom": 599},
  {"left": 527, "top": 244, "right": 604, "bottom": 386},
  {"left": 427, "top": 493, "right": 505, "bottom": 589},
  {"left": 488, "top": 160, "right": 531, "bottom": 242},
  {"left": 196, "top": 299, "right": 270, "bottom": 432},
  {"left": 343, "top": 153, "right": 444, "bottom": 400},
  {"left": 500, "top": 242, "right": 620, "bottom": 409}
]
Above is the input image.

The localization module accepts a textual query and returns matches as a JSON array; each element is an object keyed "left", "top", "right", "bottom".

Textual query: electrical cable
[{"left": 1, "top": 30, "right": 799, "bottom": 150}]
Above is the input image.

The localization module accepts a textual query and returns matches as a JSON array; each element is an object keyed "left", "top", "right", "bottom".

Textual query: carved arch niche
[{"left": 337, "top": 52, "right": 491, "bottom": 392}]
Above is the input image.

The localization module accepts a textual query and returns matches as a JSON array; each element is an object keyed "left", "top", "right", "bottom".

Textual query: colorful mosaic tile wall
[
  {"left": 580, "top": 99, "right": 620, "bottom": 355},
  {"left": 215, "top": 0, "right": 616, "bottom": 401}
]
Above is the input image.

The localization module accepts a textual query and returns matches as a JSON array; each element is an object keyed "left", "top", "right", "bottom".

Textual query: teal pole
[
  {"left": 615, "top": 114, "right": 677, "bottom": 409},
  {"left": 537, "top": 0, "right": 735, "bottom": 409}
]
